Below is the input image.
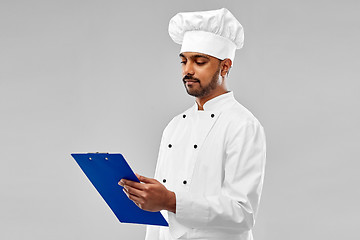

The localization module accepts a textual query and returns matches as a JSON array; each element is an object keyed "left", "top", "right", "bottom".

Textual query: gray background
[{"left": 1, "top": 0, "right": 359, "bottom": 239}]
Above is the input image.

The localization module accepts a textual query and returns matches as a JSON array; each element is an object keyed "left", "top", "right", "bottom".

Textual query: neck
[{"left": 196, "top": 87, "right": 229, "bottom": 111}]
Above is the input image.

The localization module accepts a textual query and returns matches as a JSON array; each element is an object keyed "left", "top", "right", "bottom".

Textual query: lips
[
  {"left": 185, "top": 81, "right": 199, "bottom": 87},
  {"left": 184, "top": 78, "right": 199, "bottom": 83}
]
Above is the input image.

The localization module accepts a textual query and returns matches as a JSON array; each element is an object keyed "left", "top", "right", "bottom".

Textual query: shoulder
[
  {"left": 222, "top": 100, "right": 263, "bottom": 129},
  {"left": 222, "top": 101, "right": 266, "bottom": 147}
]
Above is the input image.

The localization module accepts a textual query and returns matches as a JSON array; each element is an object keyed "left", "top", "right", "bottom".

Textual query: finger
[
  {"left": 123, "top": 188, "right": 129, "bottom": 198},
  {"left": 137, "top": 174, "right": 158, "bottom": 184},
  {"left": 123, "top": 185, "right": 143, "bottom": 198},
  {"left": 123, "top": 187, "right": 139, "bottom": 201},
  {"left": 120, "top": 179, "right": 146, "bottom": 190},
  {"left": 127, "top": 192, "right": 143, "bottom": 208}
]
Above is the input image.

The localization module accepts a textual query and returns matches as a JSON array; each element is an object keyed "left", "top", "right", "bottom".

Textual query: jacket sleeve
[{"left": 174, "top": 121, "right": 266, "bottom": 233}]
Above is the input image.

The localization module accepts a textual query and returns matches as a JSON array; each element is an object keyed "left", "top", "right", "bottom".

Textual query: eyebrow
[{"left": 179, "top": 53, "right": 210, "bottom": 60}]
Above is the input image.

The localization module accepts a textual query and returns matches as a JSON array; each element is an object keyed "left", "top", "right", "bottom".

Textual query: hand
[{"left": 118, "top": 173, "right": 176, "bottom": 213}]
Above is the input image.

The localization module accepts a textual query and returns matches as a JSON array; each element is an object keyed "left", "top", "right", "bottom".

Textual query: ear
[{"left": 221, "top": 59, "right": 232, "bottom": 77}]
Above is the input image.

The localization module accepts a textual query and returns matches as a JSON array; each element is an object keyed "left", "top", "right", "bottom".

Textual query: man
[{"left": 119, "top": 8, "right": 266, "bottom": 240}]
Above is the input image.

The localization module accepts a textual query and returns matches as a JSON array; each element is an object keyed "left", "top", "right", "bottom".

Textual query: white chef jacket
[{"left": 145, "top": 91, "right": 266, "bottom": 240}]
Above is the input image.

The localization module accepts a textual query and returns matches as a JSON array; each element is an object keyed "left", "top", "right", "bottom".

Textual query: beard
[{"left": 183, "top": 67, "right": 221, "bottom": 98}]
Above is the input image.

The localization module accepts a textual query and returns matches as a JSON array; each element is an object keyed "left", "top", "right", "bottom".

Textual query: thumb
[{"left": 136, "top": 173, "right": 157, "bottom": 184}]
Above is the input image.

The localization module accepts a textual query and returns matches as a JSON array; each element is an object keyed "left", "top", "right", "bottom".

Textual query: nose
[{"left": 183, "top": 62, "right": 195, "bottom": 76}]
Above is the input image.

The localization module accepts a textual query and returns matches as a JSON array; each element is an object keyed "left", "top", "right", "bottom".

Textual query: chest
[{"left": 158, "top": 111, "right": 228, "bottom": 193}]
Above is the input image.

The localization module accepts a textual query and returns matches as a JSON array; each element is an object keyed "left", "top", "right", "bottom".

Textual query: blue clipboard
[{"left": 71, "top": 152, "right": 168, "bottom": 227}]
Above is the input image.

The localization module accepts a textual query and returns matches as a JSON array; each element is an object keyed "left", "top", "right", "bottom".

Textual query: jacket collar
[{"left": 192, "top": 91, "right": 235, "bottom": 112}]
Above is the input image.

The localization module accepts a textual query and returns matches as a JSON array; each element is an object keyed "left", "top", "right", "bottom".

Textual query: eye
[
  {"left": 196, "top": 62, "right": 206, "bottom": 65},
  {"left": 180, "top": 61, "right": 186, "bottom": 65}
]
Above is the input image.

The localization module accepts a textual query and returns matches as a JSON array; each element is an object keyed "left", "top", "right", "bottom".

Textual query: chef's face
[{"left": 180, "top": 52, "right": 222, "bottom": 98}]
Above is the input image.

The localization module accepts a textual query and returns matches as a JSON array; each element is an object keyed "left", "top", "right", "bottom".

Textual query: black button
[
  {"left": 168, "top": 144, "right": 172, "bottom": 148},
  {"left": 163, "top": 179, "right": 166, "bottom": 183},
  {"left": 211, "top": 114, "right": 215, "bottom": 118},
  {"left": 183, "top": 180, "right": 187, "bottom": 184},
  {"left": 194, "top": 144, "right": 198, "bottom": 149},
  {"left": 183, "top": 114, "right": 186, "bottom": 118}
]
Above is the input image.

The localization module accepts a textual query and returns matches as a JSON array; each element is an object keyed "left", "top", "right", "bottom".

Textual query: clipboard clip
[{"left": 87, "top": 152, "right": 109, "bottom": 161}]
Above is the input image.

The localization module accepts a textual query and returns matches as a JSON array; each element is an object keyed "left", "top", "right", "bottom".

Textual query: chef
[{"left": 118, "top": 8, "right": 266, "bottom": 240}]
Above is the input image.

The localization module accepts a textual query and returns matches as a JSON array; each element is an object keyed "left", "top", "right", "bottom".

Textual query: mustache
[{"left": 183, "top": 75, "right": 200, "bottom": 82}]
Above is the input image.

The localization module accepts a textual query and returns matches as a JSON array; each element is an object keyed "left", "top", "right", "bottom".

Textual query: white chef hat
[{"left": 168, "top": 8, "right": 244, "bottom": 62}]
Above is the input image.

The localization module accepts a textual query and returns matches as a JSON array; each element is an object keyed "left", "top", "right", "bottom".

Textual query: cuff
[{"left": 175, "top": 189, "right": 209, "bottom": 228}]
